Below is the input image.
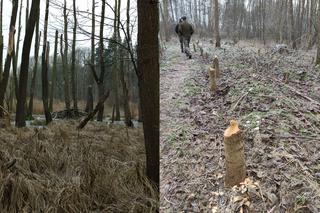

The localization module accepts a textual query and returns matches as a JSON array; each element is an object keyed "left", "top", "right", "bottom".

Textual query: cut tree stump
[
  {"left": 213, "top": 56, "right": 220, "bottom": 78},
  {"left": 77, "top": 90, "right": 110, "bottom": 129},
  {"left": 224, "top": 120, "right": 246, "bottom": 187}
]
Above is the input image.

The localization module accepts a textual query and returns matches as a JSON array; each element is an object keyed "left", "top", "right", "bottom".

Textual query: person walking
[{"left": 178, "top": 16, "right": 194, "bottom": 59}]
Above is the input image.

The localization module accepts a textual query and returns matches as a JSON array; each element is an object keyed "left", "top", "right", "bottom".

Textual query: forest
[
  {"left": 160, "top": 0, "right": 320, "bottom": 212},
  {"left": 0, "top": 0, "right": 159, "bottom": 212}
]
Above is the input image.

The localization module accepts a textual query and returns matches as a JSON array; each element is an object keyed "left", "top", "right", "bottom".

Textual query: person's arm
[
  {"left": 190, "top": 25, "right": 194, "bottom": 35},
  {"left": 175, "top": 24, "right": 179, "bottom": 34}
]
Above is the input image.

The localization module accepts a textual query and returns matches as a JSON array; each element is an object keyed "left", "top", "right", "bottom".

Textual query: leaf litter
[{"left": 160, "top": 39, "right": 320, "bottom": 212}]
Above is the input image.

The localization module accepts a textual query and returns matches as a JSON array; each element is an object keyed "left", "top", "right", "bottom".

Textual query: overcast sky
[{"left": 2, "top": 0, "right": 137, "bottom": 60}]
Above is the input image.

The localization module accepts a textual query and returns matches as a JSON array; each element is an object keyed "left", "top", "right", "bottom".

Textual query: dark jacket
[{"left": 178, "top": 21, "right": 194, "bottom": 38}]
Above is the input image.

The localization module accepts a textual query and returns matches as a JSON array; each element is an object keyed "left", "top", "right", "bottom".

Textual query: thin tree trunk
[
  {"left": 97, "top": 0, "right": 106, "bottom": 122},
  {"left": 214, "top": 0, "right": 221, "bottom": 47},
  {"left": 289, "top": 0, "right": 296, "bottom": 49},
  {"left": 315, "top": 0, "right": 320, "bottom": 65},
  {"left": 41, "top": 0, "right": 52, "bottom": 124},
  {"left": 12, "top": 0, "right": 23, "bottom": 100},
  {"left": 62, "top": 0, "right": 71, "bottom": 111},
  {"left": 137, "top": 0, "right": 160, "bottom": 188},
  {"left": 16, "top": 0, "right": 40, "bottom": 127},
  {"left": 27, "top": 20, "right": 41, "bottom": 118},
  {"left": 49, "top": 30, "right": 58, "bottom": 112},
  {"left": 71, "top": 0, "right": 78, "bottom": 110},
  {"left": 0, "top": 0, "right": 18, "bottom": 118}
]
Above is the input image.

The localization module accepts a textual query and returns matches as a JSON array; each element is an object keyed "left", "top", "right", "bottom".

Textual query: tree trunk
[
  {"left": 62, "top": 0, "right": 71, "bottom": 111},
  {"left": 0, "top": 0, "right": 18, "bottom": 118},
  {"left": 16, "top": 0, "right": 40, "bottom": 127},
  {"left": 27, "top": 20, "right": 41, "bottom": 118},
  {"left": 71, "top": 0, "right": 78, "bottom": 110},
  {"left": 97, "top": 0, "right": 106, "bottom": 122},
  {"left": 12, "top": 0, "right": 23, "bottom": 100},
  {"left": 214, "top": 0, "right": 221, "bottom": 47},
  {"left": 41, "top": 0, "right": 52, "bottom": 124},
  {"left": 49, "top": 30, "right": 58, "bottom": 112},
  {"left": 289, "top": 0, "right": 296, "bottom": 49},
  {"left": 137, "top": 0, "right": 160, "bottom": 188}
]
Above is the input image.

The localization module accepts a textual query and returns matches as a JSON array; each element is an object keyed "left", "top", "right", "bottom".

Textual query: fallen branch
[{"left": 77, "top": 90, "right": 110, "bottom": 129}]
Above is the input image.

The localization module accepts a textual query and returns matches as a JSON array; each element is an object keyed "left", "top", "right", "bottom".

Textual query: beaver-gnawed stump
[{"left": 224, "top": 120, "right": 246, "bottom": 187}]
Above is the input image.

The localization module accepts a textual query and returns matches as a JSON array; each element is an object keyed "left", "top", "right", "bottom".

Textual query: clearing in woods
[{"left": 160, "top": 39, "right": 320, "bottom": 212}]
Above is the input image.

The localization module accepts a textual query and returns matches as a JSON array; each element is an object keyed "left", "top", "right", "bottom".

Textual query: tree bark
[
  {"left": 137, "top": 0, "right": 160, "bottom": 188},
  {"left": 16, "top": 0, "right": 40, "bottom": 127},
  {"left": 288, "top": 0, "right": 296, "bottom": 49}
]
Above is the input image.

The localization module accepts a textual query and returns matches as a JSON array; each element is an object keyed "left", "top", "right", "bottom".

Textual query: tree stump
[
  {"left": 208, "top": 67, "right": 217, "bottom": 93},
  {"left": 224, "top": 120, "right": 246, "bottom": 187},
  {"left": 213, "top": 56, "right": 220, "bottom": 78},
  {"left": 193, "top": 43, "right": 196, "bottom": 52}
]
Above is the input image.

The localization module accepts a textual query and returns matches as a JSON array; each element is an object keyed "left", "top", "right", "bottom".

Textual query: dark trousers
[
  {"left": 183, "top": 36, "right": 191, "bottom": 57},
  {"left": 179, "top": 36, "right": 184, "bottom": 52}
]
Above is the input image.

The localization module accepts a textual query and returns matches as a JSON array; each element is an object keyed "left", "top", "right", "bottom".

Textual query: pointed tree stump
[
  {"left": 193, "top": 43, "right": 196, "bottom": 52},
  {"left": 224, "top": 120, "right": 246, "bottom": 187},
  {"left": 209, "top": 67, "right": 217, "bottom": 93},
  {"left": 213, "top": 56, "right": 220, "bottom": 78}
]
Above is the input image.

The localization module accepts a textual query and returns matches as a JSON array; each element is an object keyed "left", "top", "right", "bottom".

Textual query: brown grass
[{"left": 0, "top": 122, "right": 158, "bottom": 212}]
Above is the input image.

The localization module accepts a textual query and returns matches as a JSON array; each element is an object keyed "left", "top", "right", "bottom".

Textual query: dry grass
[{"left": 0, "top": 121, "right": 158, "bottom": 212}]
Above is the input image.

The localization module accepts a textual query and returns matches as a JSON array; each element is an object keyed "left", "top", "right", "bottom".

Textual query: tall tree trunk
[
  {"left": 137, "top": 0, "right": 160, "bottom": 188},
  {"left": 27, "top": 20, "right": 41, "bottom": 118},
  {"left": 114, "top": 0, "right": 121, "bottom": 121},
  {"left": 16, "top": 0, "right": 40, "bottom": 127},
  {"left": 71, "top": 0, "right": 78, "bottom": 110},
  {"left": 41, "top": 0, "right": 52, "bottom": 124},
  {"left": 214, "top": 0, "right": 221, "bottom": 47},
  {"left": 62, "top": 0, "right": 71, "bottom": 111},
  {"left": 289, "top": 0, "right": 296, "bottom": 49},
  {"left": 86, "top": 0, "right": 95, "bottom": 114},
  {"left": 12, "top": 0, "right": 23, "bottom": 100},
  {"left": 120, "top": 45, "right": 132, "bottom": 127},
  {"left": 97, "top": 0, "right": 106, "bottom": 122},
  {"left": 49, "top": 30, "right": 58, "bottom": 112},
  {"left": 0, "top": 0, "right": 18, "bottom": 118}
]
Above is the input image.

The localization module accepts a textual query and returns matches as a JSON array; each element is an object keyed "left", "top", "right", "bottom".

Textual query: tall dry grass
[{"left": 0, "top": 121, "right": 158, "bottom": 212}]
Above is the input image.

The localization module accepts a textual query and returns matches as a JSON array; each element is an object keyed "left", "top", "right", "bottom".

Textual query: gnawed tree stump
[
  {"left": 224, "top": 120, "right": 246, "bottom": 187},
  {"left": 213, "top": 56, "right": 220, "bottom": 78},
  {"left": 77, "top": 90, "right": 110, "bottom": 129},
  {"left": 208, "top": 67, "right": 217, "bottom": 93}
]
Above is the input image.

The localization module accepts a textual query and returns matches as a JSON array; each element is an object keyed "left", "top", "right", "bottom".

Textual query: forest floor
[
  {"left": 0, "top": 121, "right": 158, "bottom": 212},
  {"left": 160, "top": 38, "right": 320, "bottom": 212}
]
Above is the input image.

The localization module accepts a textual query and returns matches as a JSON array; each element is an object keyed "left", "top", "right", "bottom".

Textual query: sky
[{"left": 2, "top": 0, "right": 137, "bottom": 60}]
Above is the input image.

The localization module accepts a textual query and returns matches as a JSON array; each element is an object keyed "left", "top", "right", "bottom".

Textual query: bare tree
[
  {"left": 49, "top": 30, "right": 58, "bottom": 112},
  {"left": 16, "top": 0, "right": 40, "bottom": 127}
]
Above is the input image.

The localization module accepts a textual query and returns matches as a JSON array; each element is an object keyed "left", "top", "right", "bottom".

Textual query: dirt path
[{"left": 160, "top": 39, "right": 320, "bottom": 212}]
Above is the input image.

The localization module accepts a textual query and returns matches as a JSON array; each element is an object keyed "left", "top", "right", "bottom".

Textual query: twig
[{"left": 231, "top": 92, "right": 249, "bottom": 111}]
